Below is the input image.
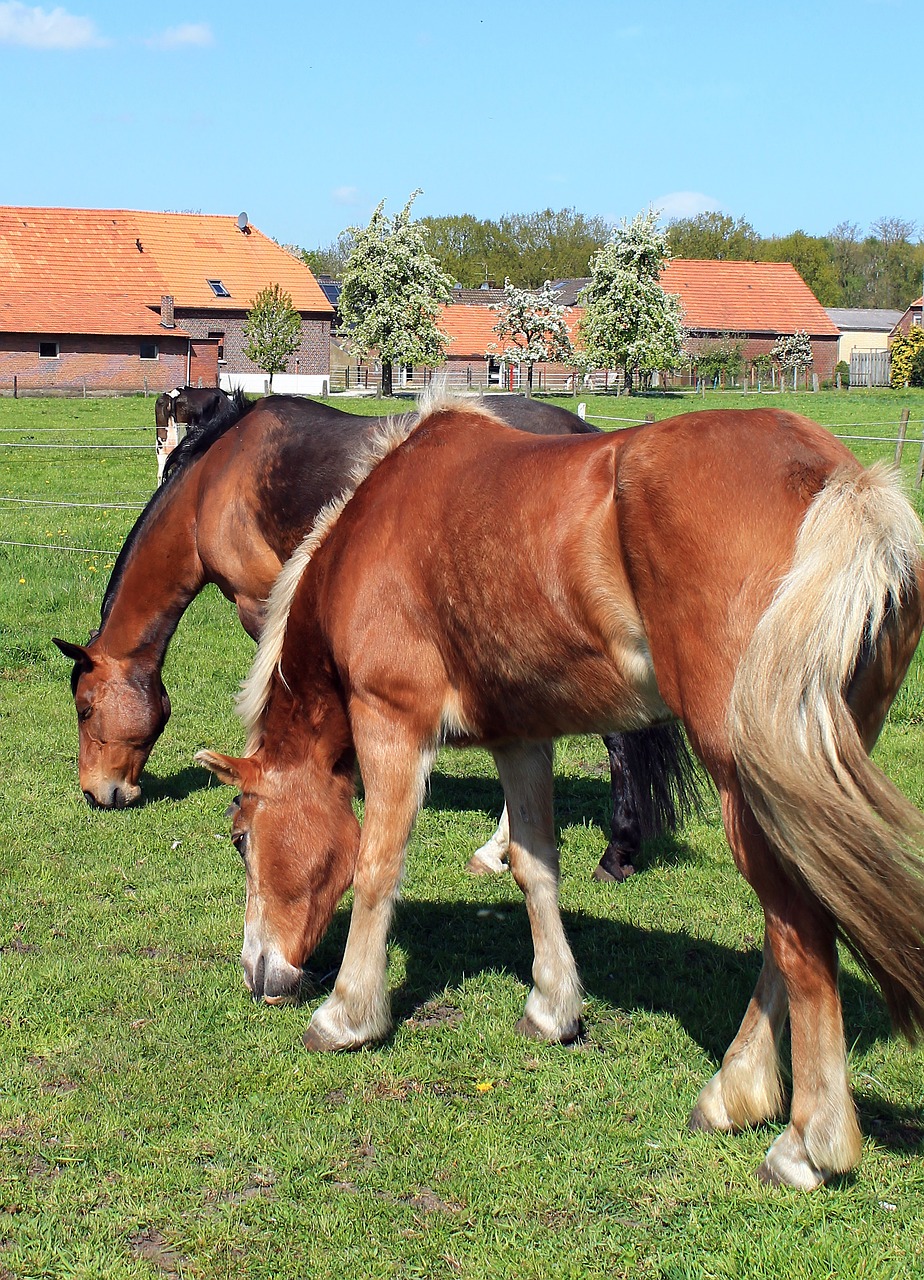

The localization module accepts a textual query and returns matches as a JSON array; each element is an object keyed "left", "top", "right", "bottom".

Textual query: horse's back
[{"left": 313, "top": 406, "right": 869, "bottom": 745}]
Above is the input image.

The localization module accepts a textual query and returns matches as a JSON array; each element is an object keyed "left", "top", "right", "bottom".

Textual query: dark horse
[
  {"left": 153, "top": 386, "right": 244, "bottom": 483},
  {"left": 55, "top": 392, "right": 700, "bottom": 879},
  {"left": 199, "top": 397, "right": 924, "bottom": 1188}
]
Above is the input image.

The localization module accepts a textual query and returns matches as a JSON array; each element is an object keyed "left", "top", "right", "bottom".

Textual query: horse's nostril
[{"left": 83, "top": 790, "right": 103, "bottom": 809}]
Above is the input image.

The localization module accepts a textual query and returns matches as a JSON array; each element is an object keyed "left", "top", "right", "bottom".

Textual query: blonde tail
[{"left": 728, "top": 464, "right": 924, "bottom": 1037}]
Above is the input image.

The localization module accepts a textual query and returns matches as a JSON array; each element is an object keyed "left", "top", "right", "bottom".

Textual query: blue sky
[{"left": 1, "top": 0, "right": 921, "bottom": 251}]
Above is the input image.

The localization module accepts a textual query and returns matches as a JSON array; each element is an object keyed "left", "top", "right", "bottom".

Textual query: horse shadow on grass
[
  {"left": 303, "top": 896, "right": 924, "bottom": 1154},
  {"left": 137, "top": 765, "right": 216, "bottom": 805}
]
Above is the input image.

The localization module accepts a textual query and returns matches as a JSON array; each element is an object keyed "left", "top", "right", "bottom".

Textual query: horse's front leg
[
  {"left": 492, "top": 740, "right": 583, "bottom": 1042},
  {"left": 303, "top": 718, "right": 431, "bottom": 1053}
]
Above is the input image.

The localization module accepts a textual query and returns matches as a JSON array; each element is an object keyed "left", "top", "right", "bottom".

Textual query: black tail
[{"left": 597, "top": 725, "right": 705, "bottom": 878}]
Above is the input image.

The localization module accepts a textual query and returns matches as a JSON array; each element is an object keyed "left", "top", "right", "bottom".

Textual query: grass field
[{"left": 3, "top": 390, "right": 924, "bottom": 1279}]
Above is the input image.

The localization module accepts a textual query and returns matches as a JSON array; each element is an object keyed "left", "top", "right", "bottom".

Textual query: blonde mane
[{"left": 237, "top": 387, "right": 496, "bottom": 751}]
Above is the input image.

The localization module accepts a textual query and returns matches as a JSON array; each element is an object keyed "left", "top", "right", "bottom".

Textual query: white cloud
[
  {"left": 652, "top": 191, "right": 723, "bottom": 222},
  {"left": 0, "top": 1, "right": 104, "bottom": 49},
  {"left": 145, "top": 22, "right": 213, "bottom": 51},
  {"left": 332, "top": 186, "right": 361, "bottom": 206}
]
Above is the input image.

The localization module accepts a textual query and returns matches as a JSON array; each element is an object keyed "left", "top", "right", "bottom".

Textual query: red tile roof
[
  {"left": 0, "top": 290, "right": 186, "bottom": 337},
  {"left": 439, "top": 303, "right": 582, "bottom": 358},
  {"left": 0, "top": 207, "right": 332, "bottom": 331},
  {"left": 440, "top": 260, "right": 837, "bottom": 359},
  {"left": 660, "top": 259, "right": 838, "bottom": 336}
]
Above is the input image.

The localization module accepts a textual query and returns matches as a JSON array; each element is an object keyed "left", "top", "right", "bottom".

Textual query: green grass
[{"left": 2, "top": 392, "right": 924, "bottom": 1278}]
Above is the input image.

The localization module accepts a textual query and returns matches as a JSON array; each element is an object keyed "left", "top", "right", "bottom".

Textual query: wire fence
[{"left": 3, "top": 403, "right": 924, "bottom": 560}]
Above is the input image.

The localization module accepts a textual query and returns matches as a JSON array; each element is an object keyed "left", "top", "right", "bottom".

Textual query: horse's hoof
[
  {"left": 592, "top": 861, "right": 634, "bottom": 883},
  {"left": 466, "top": 853, "right": 508, "bottom": 876},
  {"left": 302, "top": 1022, "right": 353, "bottom": 1053},
  {"left": 515, "top": 1015, "right": 583, "bottom": 1044},
  {"left": 687, "top": 1104, "right": 716, "bottom": 1133}
]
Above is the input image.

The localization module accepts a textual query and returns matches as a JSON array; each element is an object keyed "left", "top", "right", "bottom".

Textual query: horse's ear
[
  {"left": 53, "top": 637, "right": 93, "bottom": 670},
  {"left": 196, "top": 750, "right": 257, "bottom": 790}
]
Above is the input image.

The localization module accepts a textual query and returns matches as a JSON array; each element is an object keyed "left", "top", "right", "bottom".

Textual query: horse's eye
[
  {"left": 231, "top": 830, "right": 248, "bottom": 859},
  {"left": 77, "top": 706, "right": 93, "bottom": 722}
]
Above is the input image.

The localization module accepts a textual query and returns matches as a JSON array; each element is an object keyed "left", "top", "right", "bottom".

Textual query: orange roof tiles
[
  {"left": 660, "top": 259, "right": 838, "bottom": 336},
  {"left": 0, "top": 206, "right": 332, "bottom": 329},
  {"left": 440, "top": 260, "right": 836, "bottom": 359},
  {"left": 439, "top": 303, "right": 582, "bottom": 357},
  {"left": 0, "top": 290, "right": 185, "bottom": 337}
]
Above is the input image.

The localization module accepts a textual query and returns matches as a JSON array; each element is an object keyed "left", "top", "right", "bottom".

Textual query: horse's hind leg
[
  {"left": 467, "top": 802, "right": 510, "bottom": 875},
  {"left": 710, "top": 777, "right": 862, "bottom": 1187},
  {"left": 492, "top": 741, "right": 583, "bottom": 1042},
  {"left": 689, "top": 942, "right": 787, "bottom": 1133},
  {"left": 303, "top": 721, "right": 431, "bottom": 1052},
  {"left": 593, "top": 733, "right": 640, "bottom": 882}
]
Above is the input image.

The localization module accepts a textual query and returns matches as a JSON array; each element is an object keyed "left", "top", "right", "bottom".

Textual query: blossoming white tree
[
  {"left": 577, "top": 209, "right": 685, "bottom": 393},
  {"left": 771, "top": 330, "right": 814, "bottom": 390},
  {"left": 339, "top": 191, "right": 453, "bottom": 396},
  {"left": 486, "top": 278, "right": 575, "bottom": 394}
]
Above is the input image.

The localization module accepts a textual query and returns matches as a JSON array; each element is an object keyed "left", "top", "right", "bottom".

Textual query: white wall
[{"left": 220, "top": 372, "right": 330, "bottom": 396}]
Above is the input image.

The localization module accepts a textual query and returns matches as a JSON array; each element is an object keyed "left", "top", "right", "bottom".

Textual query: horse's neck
[{"left": 95, "top": 483, "right": 205, "bottom": 664}]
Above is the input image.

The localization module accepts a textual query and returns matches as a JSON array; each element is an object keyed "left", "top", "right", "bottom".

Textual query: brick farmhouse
[
  {"left": 403, "top": 259, "right": 840, "bottom": 392},
  {"left": 0, "top": 207, "right": 332, "bottom": 395}
]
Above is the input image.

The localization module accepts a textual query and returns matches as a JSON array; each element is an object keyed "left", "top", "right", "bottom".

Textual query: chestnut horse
[
  {"left": 54, "top": 392, "right": 699, "bottom": 879},
  {"left": 199, "top": 398, "right": 924, "bottom": 1189}
]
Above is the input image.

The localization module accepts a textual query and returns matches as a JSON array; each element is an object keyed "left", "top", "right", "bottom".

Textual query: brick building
[
  {"left": 373, "top": 258, "right": 839, "bottom": 393},
  {"left": 0, "top": 207, "right": 333, "bottom": 395}
]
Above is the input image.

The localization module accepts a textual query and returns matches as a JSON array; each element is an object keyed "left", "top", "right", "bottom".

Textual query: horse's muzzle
[
  {"left": 83, "top": 781, "right": 142, "bottom": 809},
  {"left": 242, "top": 949, "right": 303, "bottom": 1004}
]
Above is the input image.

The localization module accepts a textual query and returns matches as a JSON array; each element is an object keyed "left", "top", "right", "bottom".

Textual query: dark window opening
[
  {"left": 140, "top": 338, "right": 159, "bottom": 360},
  {"left": 208, "top": 330, "right": 226, "bottom": 361},
  {"left": 207, "top": 279, "right": 231, "bottom": 298},
  {"left": 39, "top": 341, "right": 59, "bottom": 358}
]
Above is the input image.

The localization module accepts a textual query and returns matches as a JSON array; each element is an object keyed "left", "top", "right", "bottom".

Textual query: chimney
[{"left": 161, "top": 295, "right": 175, "bottom": 329}]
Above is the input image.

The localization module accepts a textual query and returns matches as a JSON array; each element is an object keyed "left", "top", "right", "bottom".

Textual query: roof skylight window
[{"left": 207, "top": 279, "right": 231, "bottom": 297}]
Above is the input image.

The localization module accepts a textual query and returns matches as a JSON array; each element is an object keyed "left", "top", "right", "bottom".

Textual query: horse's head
[
  {"left": 53, "top": 637, "right": 171, "bottom": 808},
  {"left": 196, "top": 744, "right": 360, "bottom": 1003}
]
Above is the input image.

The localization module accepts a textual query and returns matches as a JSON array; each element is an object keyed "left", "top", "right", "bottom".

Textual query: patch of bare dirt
[{"left": 128, "top": 1228, "right": 186, "bottom": 1278}]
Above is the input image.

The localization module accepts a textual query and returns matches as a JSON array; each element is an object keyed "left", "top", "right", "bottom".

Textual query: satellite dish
[{"left": 237, "top": 211, "right": 249, "bottom": 232}]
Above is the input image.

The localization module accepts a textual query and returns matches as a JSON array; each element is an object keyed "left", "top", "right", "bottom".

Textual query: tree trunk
[
  {"left": 525, "top": 363, "right": 533, "bottom": 397},
  {"left": 382, "top": 362, "right": 393, "bottom": 397}
]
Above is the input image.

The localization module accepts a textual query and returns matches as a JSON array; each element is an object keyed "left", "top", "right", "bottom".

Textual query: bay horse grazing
[
  {"left": 198, "top": 399, "right": 924, "bottom": 1188},
  {"left": 54, "top": 392, "right": 699, "bottom": 879}
]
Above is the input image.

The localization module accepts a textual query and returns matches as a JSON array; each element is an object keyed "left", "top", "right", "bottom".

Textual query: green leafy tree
[
  {"left": 242, "top": 283, "right": 302, "bottom": 391},
  {"left": 339, "top": 191, "right": 453, "bottom": 396},
  {"left": 666, "top": 212, "right": 760, "bottom": 261},
  {"left": 694, "top": 334, "right": 744, "bottom": 387},
  {"left": 890, "top": 324, "right": 924, "bottom": 387},
  {"left": 487, "top": 279, "right": 574, "bottom": 394},
  {"left": 578, "top": 209, "right": 685, "bottom": 393},
  {"left": 421, "top": 208, "right": 610, "bottom": 287}
]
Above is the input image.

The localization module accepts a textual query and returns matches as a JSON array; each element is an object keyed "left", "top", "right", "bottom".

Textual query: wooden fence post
[{"left": 895, "top": 407, "right": 910, "bottom": 464}]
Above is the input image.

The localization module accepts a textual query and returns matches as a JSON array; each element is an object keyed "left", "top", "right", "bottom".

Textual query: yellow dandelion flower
[{"left": 475, "top": 1081, "right": 494, "bottom": 1093}]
